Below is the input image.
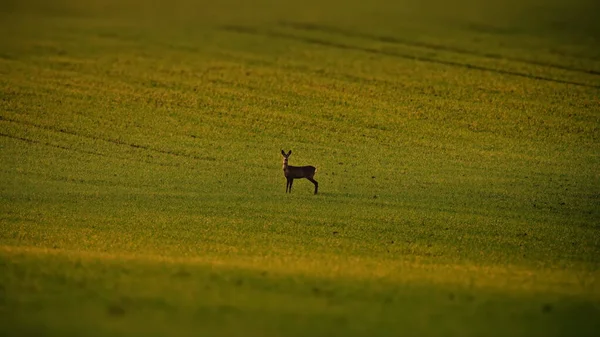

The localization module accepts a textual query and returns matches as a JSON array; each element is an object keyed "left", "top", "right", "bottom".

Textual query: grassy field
[{"left": 1, "top": 0, "right": 599, "bottom": 336}]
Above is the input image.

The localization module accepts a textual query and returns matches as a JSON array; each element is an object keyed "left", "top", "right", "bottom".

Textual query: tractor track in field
[
  {"left": 279, "top": 22, "right": 600, "bottom": 77},
  {"left": 0, "top": 132, "right": 183, "bottom": 168},
  {"left": 0, "top": 165, "right": 129, "bottom": 188},
  {"left": 1, "top": 132, "right": 108, "bottom": 157},
  {"left": 222, "top": 25, "right": 600, "bottom": 89},
  {"left": 0, "top": 115, "right": 217, "bottom": 164}
]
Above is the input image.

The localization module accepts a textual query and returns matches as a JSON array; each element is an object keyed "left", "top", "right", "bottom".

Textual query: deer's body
[{"left": 281, "top": 150, "right": 318, "bottom": 194}]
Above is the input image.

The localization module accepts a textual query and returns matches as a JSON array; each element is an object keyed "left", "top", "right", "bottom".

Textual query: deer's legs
[
  {"left": 307, "top": 177, "right": 318, "bottom": 194},
  {"left": 286, "top": 178, "right": 294, "bottom": 193}
]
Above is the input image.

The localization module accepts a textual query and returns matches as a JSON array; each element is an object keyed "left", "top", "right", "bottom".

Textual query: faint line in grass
[
  {"left": 0, "top": 132, "right": 103, "bottom": 156},
  {"left": 221, "top": 25, "right": 600, "bottom": 89},
  {"left": 0, "top": 115, "right": 217, "bottom": 162},
  {"left": 0, "top": 166, "right": 125, "bottom": 188},
  {"left": 280, "top": 22, "right": 600, "bottom": 77},
  {"left": 0, "top": 132, "right": 180, "bottom": 168}
]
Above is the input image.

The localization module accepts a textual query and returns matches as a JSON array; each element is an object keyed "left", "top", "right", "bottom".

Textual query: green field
[{"left": 1, "top": 0, "right": 599, "bottom": 336}]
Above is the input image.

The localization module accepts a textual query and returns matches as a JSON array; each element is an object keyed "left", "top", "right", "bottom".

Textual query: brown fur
[{"left": 281, "top": 150, "right": 318, "bottom": 194}]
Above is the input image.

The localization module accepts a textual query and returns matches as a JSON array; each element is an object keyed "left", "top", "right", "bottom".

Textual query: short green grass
[{"left": 1, "top": 0, "right": 599, "bottom": 336}]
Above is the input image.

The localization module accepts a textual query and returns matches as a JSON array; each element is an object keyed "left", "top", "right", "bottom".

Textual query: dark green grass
[
  {"left": 1, "top": 0, "right": 599, "bottom": 336},
  {"left": 3, "top": 250, "right": 598, "bottom": 337}
]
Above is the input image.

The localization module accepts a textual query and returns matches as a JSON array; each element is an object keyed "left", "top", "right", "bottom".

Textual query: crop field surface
[{"left": 0, "top": 0, "right": 599, "bottom": 336}]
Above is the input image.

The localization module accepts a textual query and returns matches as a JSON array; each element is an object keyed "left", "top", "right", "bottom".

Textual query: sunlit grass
[{"left": 1, "top": 0, "right": 599, "bottom": 336}]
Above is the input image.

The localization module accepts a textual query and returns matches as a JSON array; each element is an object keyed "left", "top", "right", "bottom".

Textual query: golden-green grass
[{"left": 1, "top": 0, "right": 599, "bottom": 336}]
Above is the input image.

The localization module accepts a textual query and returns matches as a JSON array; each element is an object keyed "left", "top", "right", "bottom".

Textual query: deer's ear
[
  {"left": 288, "top": 150, "right": 292, "bottom": 156},
  {"left": 281, "top": 150, "right": 286, "bottom": 155}
]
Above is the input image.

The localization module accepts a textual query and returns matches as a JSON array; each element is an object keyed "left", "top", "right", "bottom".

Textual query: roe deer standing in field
[{"left": 281, "top": 150, "right": 318, "bottom": 194}]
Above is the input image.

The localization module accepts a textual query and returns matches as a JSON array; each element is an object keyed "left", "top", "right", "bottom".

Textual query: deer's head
[
  {"left": 281, "top": 150, "right": 292, "bottom": 158},
  {"left": 281, "top": 150, "right": 292, "bottom": 166}
]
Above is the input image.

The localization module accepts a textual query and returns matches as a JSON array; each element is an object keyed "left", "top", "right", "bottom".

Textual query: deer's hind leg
[{"left": 307, "top": 177, "right": 318, "bottom": 194}]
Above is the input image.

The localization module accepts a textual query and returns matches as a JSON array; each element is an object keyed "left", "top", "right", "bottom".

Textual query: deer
[{"left": 281, "top": 150, "right": 318, "bottom": 194}]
